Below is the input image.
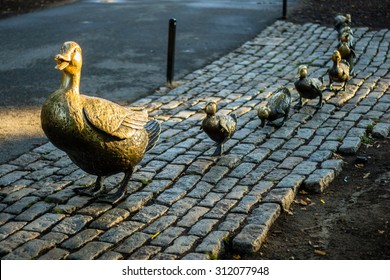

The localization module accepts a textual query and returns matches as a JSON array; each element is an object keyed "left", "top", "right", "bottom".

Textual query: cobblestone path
[{"left": 0, "top": 21, "right": 389, "bottom": 260}]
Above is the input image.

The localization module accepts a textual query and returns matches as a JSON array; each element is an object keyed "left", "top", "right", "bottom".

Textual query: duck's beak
[{"left": 54, "top": 54, "right": 71, "bottom": 70}]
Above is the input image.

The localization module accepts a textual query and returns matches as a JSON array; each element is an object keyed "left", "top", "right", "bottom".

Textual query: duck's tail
[{"left": 145, "top": 120, "right": 161, "bottom": 152}]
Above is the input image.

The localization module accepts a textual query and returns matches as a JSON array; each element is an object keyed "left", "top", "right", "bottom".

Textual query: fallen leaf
[
  {"left": 299, "top": 190, "right": 309, "bottom": 195},
  {"left": 320, "top": 199, "right": 325, "bottom": 204},
  {"left": 378, "top": 230, "right": 385, "bottom": 234},
  {"left": 363, "top": 172, "right": 370, "bottom": 179},
  {"left": 151, "top": 231, "right": 161, "bottom": 240},
  {"left": 299, "top": 199, "right": 308, "bottom": 206},
  {"left": 314, "top": 249, "right": 327, "bottom": 256},
  {"left": 233, "top": 254, "right": 241, "bottom": 260}
]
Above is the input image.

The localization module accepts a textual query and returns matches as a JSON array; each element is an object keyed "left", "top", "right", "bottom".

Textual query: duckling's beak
[{"left": 54, "top": 54, "right": 70, "bottom": 71}]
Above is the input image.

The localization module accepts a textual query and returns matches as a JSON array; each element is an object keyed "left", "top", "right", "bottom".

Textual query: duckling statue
[
  {"left": 338, "top": 33, "right": 356, "bottom": 75},
  {"left": 328, "top": 50, "right": 350, "bottom": 92},
  {"left": 294, "top": 65, "right": 323, "bottom": 109},
  {"left": 334, "top": 13, "right": 351, "bottom": 36},
  {"left": 257, "top": 87, "right": 291, "bottom": 128},
  {"left": 201, "top": 101, "right": 237, "bottom": 156},
  {"left": 41, "top": 41, "right": 161, "bottom": 204}
]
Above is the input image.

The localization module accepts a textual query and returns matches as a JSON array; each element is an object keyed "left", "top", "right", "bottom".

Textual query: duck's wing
[
  {"left": 309, "top": 77, "right": 323, "bottom": 90},
  {"left": 82, "top": 96, "right": 148, "bottom": 139},
  {"left": 219, "top": 114, "right": 237, "bottom": 137}
]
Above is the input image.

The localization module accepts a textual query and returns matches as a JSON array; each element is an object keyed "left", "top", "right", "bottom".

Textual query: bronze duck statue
[
  {"left": 294, "top": 65, "right": 323, "bottom": 109},
  {"left": 257, "top": 87, "right": 291, "bottom": 128},
  {"left": 328, "top": 50, "right": 350, "bottom": 92},
  {"left": 201, "top": 101, "right": 237, "bottom": 156},
  {"left": 338, "top": 33, "right": 356, "bottom": 75},
  {"left": 41, "top": 41, "right": 161, "bottom": 204},
  {"left": 334, "top": 13, "right": 351, "bottom": 36}
]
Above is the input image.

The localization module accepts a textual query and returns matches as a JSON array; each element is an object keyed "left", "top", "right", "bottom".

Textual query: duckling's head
[
  {"left": 257, "top": 106, "right": 270, "bottom": 128},
  {"left": 54, "top": 41, "right": 82, "bottom": 75},
  {"left": 340, "top": 33, "right": 350, "bottom": 43},
  {"left": 345, "top": 14, "right": 351, "bottom": 23},
  {"left": 204, "top": 101, "right": 217, "bottom": 116},
  {"left": 332, "top": 50, "right": 342, "bottom": 63},
  {"left": 297, "top": 65, "right": 308, "bottom": 78}
]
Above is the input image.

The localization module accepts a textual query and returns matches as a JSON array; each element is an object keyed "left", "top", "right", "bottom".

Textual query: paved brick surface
[{"left": 0, "top": 21, "right": 389, "bottom": 259}]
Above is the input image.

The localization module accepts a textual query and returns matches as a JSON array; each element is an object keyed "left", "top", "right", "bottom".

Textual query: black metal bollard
[
  {"left": 282, "top": 0, "right": 287, "bottom": 19},
  {"left": 167, "top": 18, "right": 176, "bottom": 85}
]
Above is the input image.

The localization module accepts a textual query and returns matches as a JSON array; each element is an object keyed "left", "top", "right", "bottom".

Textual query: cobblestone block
[
  {"left": 0, "top": 230, "right": 40, "bottom": 255},
  {"left": 265, "top": 168, "right": 290, "bottom": 181},
  {"left": 233, "top": 224, "right": 268, "bottom": 253},
  {"left": 0, "top": 171, "right": 30, "bottom": 187},
  {"left": 9, "top": 152, "right": 41, "bottom": 167},
  {"left": 262, "top": 188, "right": 295, "bottom": 211},
  {"left": 195, "top": 230, "right": 229, "bottom": 257},
  {"left": 24, "top": 213, "right": 65, "bottom": 233},
  {"left": 319, "top": 141, "right": 340, "bottom": 151},
  {"left": 229, "top": 162, "right": 256, "bottom": 179},
  {"left": 260, "top": 138, "right": 285, "bottom": 151},
  {"left": 3, "top": 238, "right": 55, "bottom": 260},
  {"left": 188, "top": 219, "right": 219, "bottom": 237},
  {"left": 204, "top": 199, "right": 237, "bottom": 219},
  {"left": 186, "top": 159, "right": 213, "bottom": 175},
  {"left": 225, "top": 185, "right": 249, "bottom": 200},
  {"left": 292, "top": 145, "right": 317, "bottom": 158},
  {"left": 141, "top": 180, "right": 171, "bottom": 195},
  {"left": 229, "top": 143, "right": 256, "bottom": 155},
  {"left": 276, "top": 174, "right": 305, "bottom": 190},
  {"left": 247, "top": 203, "right": 281, "bottom": 228},
  {"left": 231, "top": 195, "right": 260, "bottom": 214},
  {"left": 0, "top": 164, "right": 18, "bottom": 177},
  {"left": 132, "top": 204, "right": 169, "bottom": 224},
  {"left": 271, "top": 126, "right": 296, "bottom": 139},
  {"left": 167, "top": 198, "right": 199, "bottom": 216},
  {"left": 177, "top": 206, "right": 209, "bottom": 228},
  {"left": 372, "top": 122, "right": 390, "bottom": 138},
  {"left": 154, "top": 164, "right": 185, "bottom": 181},
  {"left": 338, "top": 137, "right": 362, "bottom": 154},
  {"left": 278, "top": 156, "right": 304, "bottom": 170},
  {"left": 292, "top": 161, "right": 317, "bottom": 175},
  {"left": 39, "top": 248, "right": 69, "bottom": 260},
  {"left": 243, "top": 148, "right": 271, "bottom": 163},
  {"left": 282, "top": 138, "right": 305, "bottom": 150},
  {"left": 202, "top": 166, "right": 230, "bottom": 184},
  {"left": 304, "top": 169, "right": 335, "bottom": 193},
  {"left": 321, "top": 159, "right": 344, "bottom": 176},
  {"left": 164, "top": 235, "right": 200, "bottom": 255},
  {"left": 61, "top": 229, "right": 103, "bottom": 250},
  {"left": 98, "top": 251, "right": 123, "bottom": 260},
  {"left": 248, "top": 181, "right": 273, "bottom": 197},
  {"left": 156, "top": 188, "right": 187, "bottom": 206},
  {"left": 129, "top": 246, "right": 162, "bottom": 260},
  {"left": 40, "top": 232, "right": 68, "bottom": 244},
  {"left": 0, "top": 213, "right": 14, "bottom": 226},
  {"left": 115, "top": 232, "right": 150, "bottom": 255},
  {"left": 198, "top": 192, "right": 224, "bottom": 208},
  {"left": 53, "top": 214, "right": 94, "bottom": 234},
  {"left": 88, "top": 208, "right": 129, "bottom": 230},
  {"left": 187, "top": 181, "right": 214, "bottom": 199},
  {"left": 309, "top": 150, "right": 333, "bottom": 162},
  {"left": 4, "top": 196, "right": 40, "bottom": 215},
  {"left": 67, "top": 241, "right": 112, "bottom": 260},
  {"left": 77, "top": 203, "right": 112, "bottom": 218},
  {"left": 218, "top": 213, "right": 246, "bottom": 233},
  {"left": 143, "top": 215, "right": 177, "bottom": 235},
  {"left": 0, "top": 221, "right": 27, "bottom": 241},
  {"left": 100, "top": 221, "right": 144, "bottom": 243}
]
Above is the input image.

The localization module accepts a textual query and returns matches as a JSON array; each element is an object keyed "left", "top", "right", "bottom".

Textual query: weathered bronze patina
[
  {"left": 328, "top": 50, "right": 350, "bottom": 92},
  {"left": 334, "top": 13, "right": 351, "bottom": 36},
  {"left": 41, "top": 41, "right": 161, "bottom": 204},
  {"left": 338, "top": 32, "right": 356, "bottom": 75},
  {"left": 257, "top": 87, "right": 291, "bottom": 128},
  {"left": 201, "top": 101, "right": 237, "bottom": 156},
  {"left": 294, "top": 65, "right": 323, "bottom": 109}
]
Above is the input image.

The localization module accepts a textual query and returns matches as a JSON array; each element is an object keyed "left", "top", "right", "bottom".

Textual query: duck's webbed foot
[
  {"left": 96, "top": 172, "right": 131, "bottom": 204},
  {"left": 315, "top": 96, "right": 323, "bottom": 109},
  {"left": 74, "top": 176, "right": 106, "bottom": 197},
  {"left": 212, "top": 144, "right": 224, "bottom": 156},
  {"left": 294, "top": 98, "right": 303, "bottom": 109}
]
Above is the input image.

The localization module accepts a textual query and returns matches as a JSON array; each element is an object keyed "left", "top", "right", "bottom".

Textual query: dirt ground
[{"left": 1, "top": 0, "right": 389, "bottom": 260}]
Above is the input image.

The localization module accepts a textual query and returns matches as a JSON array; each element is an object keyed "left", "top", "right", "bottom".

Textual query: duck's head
[
  {"left": 297, "top": 65, "right": 308, "bottom": 78},
  {"left": 54, "top": 41, "right": 82, "bottom": 75},
  {"left": 204, "top": 101, "right": 217, "bottom": 116},
  {"left": 345, "top": 14, "right": 351, "bottom": 23},
  {"left": 257, "top": 105, "right": 270, "bottom": 128},
  {"left": 332, "top": 50, "right": 342, "bottom": 63},
  {"left": 340, "top": 33, "right": 350, "bottom": 43}
]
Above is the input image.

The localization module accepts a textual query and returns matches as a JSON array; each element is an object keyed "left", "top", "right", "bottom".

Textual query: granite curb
[{"left": 0, "top": 20, "right": 389, "bottom": 260}]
